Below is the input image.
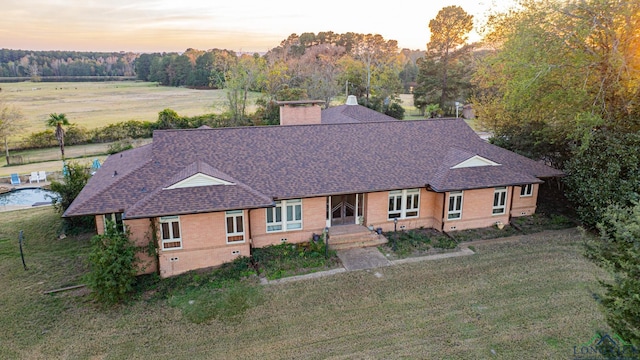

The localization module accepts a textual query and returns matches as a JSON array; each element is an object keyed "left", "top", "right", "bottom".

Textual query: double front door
[{"left": 329, "top": 193, "right": 364, "bottom": 226}]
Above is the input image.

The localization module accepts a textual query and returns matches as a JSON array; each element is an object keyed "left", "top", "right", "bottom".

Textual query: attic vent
[
  {"left": 451, "top": 155, "right": 500, "bottom": 169},
  {"left": 346, "top": 95, "right": 358, "bottom": 105},
  {"left": 166, "top": 173, "right": 235, "bottom": 189}
]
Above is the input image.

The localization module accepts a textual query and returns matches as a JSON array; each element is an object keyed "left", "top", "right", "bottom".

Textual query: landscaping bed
[
  {"left": 380, "top": 227, "right": 458, "bottom": 260},
  {"left": 252, "top": 240, "right": 341, "bottom": 280},
  {"left": 381, "top": 213, "right": 577, "bottom": 259},
  {"left": 510, "top": 213, "right": 576, "bottom": 233},
  {"left": 447, "top": 224, "right": 521, "bottom": 243}
]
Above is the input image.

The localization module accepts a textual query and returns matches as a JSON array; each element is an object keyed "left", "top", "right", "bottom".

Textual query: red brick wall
[
  {"left": 364, "top": 189, "right": 440, "bottom": 232},
  {"left": 156, "top": 211, "right": 250, "bottom": 278},
  {"left": 442, "top": 188, "right": 511, "bottom": 231},
  {"left": 279, "top": 104, "right": 322, "bottom": 125},
  {"left": 511, "top": 184, "right": 538, "bottom": 217},
  {"left": 251, "top": 197, "right": 326, "bottom": 247}
]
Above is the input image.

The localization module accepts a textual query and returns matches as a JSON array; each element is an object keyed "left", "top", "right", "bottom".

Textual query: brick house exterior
[{"left": 65, "top": 99, "right": 563, "bottom": 278}]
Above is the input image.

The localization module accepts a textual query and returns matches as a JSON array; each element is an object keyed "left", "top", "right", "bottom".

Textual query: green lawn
[{"left": 0, "top": 207, "right": 610, "bottom": 359}]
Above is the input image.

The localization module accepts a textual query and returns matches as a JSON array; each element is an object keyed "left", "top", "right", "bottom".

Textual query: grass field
[
  {"left": 1, "top": 81, "right": 260, "bottom": 136},
  {"left": 0, "top": 207, "right": 611, "bottom": 359}
]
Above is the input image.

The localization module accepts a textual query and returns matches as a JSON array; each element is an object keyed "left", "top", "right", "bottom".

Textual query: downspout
[
  {"left": 440, "top": 191, "right": 447, "bottom": 232},
  {"left": 508, "top": 186, "right": 515, "bottom": 223},
  {"left": 247, "top": 209, "right": 253, "bottom": 258}
]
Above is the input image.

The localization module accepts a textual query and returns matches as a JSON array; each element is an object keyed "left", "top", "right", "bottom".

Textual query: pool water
[{"left": 0, "top": 188, "right": 60, "bottom": 206}]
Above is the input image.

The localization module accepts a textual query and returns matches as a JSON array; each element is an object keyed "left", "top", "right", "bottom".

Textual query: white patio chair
[
  {"left": 38, "top": 171, "right": 47, "bottom": 182},
  {"left": 29, "top": 171, "right": 39, "bottom": 183}
]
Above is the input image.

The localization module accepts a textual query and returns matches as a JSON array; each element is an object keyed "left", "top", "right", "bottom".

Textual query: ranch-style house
[{"left": 64, "top": 98, "right": 564, "bottom": 278}]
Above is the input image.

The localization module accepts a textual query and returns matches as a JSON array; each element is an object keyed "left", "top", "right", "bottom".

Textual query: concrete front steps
[{"left": 328, "top": 224, "right": 388, "bottom": 250}]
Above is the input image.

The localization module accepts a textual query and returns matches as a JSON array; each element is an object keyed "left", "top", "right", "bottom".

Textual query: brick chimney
[{"left": 277, "top": 100, "right": 325, "bottom": 126}]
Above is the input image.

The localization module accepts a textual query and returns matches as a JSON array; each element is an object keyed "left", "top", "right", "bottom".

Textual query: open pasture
[{"left": 0, "top": 81, "right": 255, "bottom": 136}]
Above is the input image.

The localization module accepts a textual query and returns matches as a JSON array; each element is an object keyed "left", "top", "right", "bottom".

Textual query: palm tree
[{"left": 47, "top": 113, "right": 70, "bottom": 159}]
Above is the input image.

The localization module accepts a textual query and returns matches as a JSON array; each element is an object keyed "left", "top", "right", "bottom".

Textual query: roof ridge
[{"left": 153, "top": 118, "right": 463, "bottom": 134}]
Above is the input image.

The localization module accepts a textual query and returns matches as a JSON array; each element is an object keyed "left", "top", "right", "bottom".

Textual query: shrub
[
  {"left": 85, "top": 221, "right": 139, "bottom": 305},
  {"left": 107, "top": 139, "right": 134, "bottom": 154},
  {"left": 90, "top": 120, "right": 154, "bottom": 142},
  {"left": 64, "top": 125, "right": 89, "bottom": 145},
  {"left": 433, "top": 236, "right": 458, "bottom": 249},
  {"left": 564, "top": 130, "right": 640, "bottom": 227},
  {"left": 384, "top": 102, "right": 405, "bottom": 120},
  {"left": 50, "top": 161, "right": 91, "bottom": 214},
  {"left": 24, "top": 129, "right": 57, "bottom": 149},
  {"left": 49, "top": 161, "right": 94, "bottom": 230}
]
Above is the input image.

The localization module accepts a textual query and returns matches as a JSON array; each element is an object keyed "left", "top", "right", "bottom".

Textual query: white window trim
[
  {"left": 493, "top": 187, "right": 508, "bottom": 215},
  {"left": 160, "top": 216, "right": 182, "bottom": 250},
  {"left": 285, "top": 199, "right": 303, "bottom": 230},
  {"left": 388, "top": 189, "right": 420, "bottom": 220},
  {"left": 266, "top": 199, "right": 303, "bottom": 233},
  {"left": 388, "top": 190, "right": 403, "bottom": 219},
  {"left": 103, "top": 212, "right": 125, "bottom": 233},
  {"left": 266, "top": 202, "right": 283, "bottom": 232},
  {"left": 520, "top": 184, "right": 533, "bottom": 197},
  {"left": 447, "top": 191, "right": 463, "bottom": 220},
  {"left": 225, "top": 210, "right": 245, "bottom": 244},
  {"left": 405, "top": 189, "right": 420, "bottom": 218}
]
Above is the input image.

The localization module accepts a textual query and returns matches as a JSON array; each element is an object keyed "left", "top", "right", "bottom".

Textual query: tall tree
[
  {"left": 353, "top": 34, "right": 399, "bottom": 106},
  {"left": 0, "top": 97, "right": 25, "bottom": 165},
  {"left": 134, "top": 53, "right": 159, "bottom": 81},
  {"left": 224, "top": 54, "right": 265, "bottom": 124},
  {"left": 337, "top": 56, "right": 368, "bottom": 98},
  {"left": 472, "top": 0, "right": 640, "bottom": 166},
  {"left": 299, "top": 44, "right": 345, "bottom": 107},
  {"left": 415, "top": 6, "right": 474, "bottom": 112},
  {"left": 46, "top": 113, "right": 70, "bottom": 159}
]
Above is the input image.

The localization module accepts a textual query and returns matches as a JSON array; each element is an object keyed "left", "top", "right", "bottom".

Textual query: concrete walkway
[{"left": 337, "top": 247, "right": 393, "bottom": 271}]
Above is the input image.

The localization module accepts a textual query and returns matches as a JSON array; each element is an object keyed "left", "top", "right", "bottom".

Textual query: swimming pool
[{"left": 0, "top": 188, "right": 60, "bottom": 206}]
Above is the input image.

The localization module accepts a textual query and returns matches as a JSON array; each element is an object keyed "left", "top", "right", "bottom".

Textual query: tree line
[
  {"left": 0, "top": 49, "right": 137, "bottom": 79},
  {"left": 133, "top": 33, "right": 425, "bottom": 120}
]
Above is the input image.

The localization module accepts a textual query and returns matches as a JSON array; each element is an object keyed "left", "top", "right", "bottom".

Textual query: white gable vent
[
  {"left": 166, "top": 173, "right": 235, "bottom": 189},
  {"left": 451, "top": 155, "right": 500, "bottom": 169}
]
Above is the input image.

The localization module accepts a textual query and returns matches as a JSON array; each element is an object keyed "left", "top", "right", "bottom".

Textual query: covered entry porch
[{"left": 326, "top": 193, "right": 365, "bottom": 227}]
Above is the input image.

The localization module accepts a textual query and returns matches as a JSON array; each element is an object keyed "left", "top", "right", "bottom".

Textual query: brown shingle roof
[
  {"left": 321, "top": 104, "right": 399, "bottom": 124},
  {"left": 64, "top": 119, "right": 563, "bottom": 219}
]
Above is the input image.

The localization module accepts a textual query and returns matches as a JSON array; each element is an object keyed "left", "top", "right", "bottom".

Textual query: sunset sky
[{"left": 2, "top": 0, "right": 516, "bottom": 53}]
